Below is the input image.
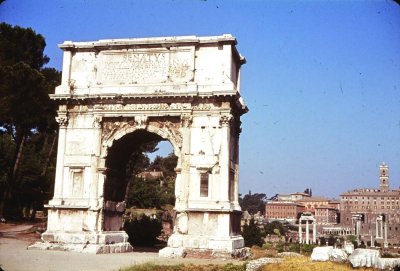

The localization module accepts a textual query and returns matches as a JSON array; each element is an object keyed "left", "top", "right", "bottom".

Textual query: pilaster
[
  {"left": 49, "top": 108, "right": 68, "bottom": 205},
  {"left": 219, "top": 114, "right": 233, "bottom": 203}
]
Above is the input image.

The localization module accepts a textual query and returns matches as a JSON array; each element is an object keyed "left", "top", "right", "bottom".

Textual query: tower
[{"left": 379, "top": 162, "right": 389, "bottom": 192}]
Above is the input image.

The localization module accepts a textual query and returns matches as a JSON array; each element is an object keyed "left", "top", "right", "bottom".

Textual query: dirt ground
[{"left": 0, "top": 222, "right": 241, "bottom": 271}]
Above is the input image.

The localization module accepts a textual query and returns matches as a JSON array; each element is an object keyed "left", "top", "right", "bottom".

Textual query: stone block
[
  {"left": 159, "top": 247, "right": 186, "bottom": 258},
  {"left": 349, "top": 248, "right": 380, "bottom": 268},
  {"left": 103, "top": 245, "right": 110, "bottom": 254},
  {"left": 311, "top": 246, "right": 333, "bottom": 261},
  {"left": 376, "top": 258, "right": 400, "bottom": 270},
  {"left": 167, "top": 234, "right": 183, "bottom": 248},
  {"left": 331, "top": 248, "right": 348, "bottom": 263},
  {"left": 344, "top": 242, "right": 354, "bottom": 254},
  {"left": 82, "top": 244, "right": 101, "bottom": 254}
]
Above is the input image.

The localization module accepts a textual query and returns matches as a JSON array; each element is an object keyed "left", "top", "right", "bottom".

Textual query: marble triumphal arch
[{"left": 35, "top": 35, "right": 248, "bottom": 257}]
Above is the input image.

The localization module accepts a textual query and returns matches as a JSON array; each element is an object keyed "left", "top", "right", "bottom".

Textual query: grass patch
[
  {"left": 121, "top": 263, "right": 246, "bottom": 271},
  {"left": 259, "top": 256, "right": 377, "bottom": 271},
  {"left": 251, "top": 245, "right": 278, "bottom": 259}
]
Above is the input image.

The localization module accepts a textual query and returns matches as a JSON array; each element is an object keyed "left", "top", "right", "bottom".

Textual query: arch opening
[{"left": 103, "top": 129, "right": 177, "bottom": 249}]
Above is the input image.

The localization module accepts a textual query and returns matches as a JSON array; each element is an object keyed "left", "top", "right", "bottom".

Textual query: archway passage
[
  {"left": 103, "top": 129, "right": 177, "bottom": 250},
  {"left": 36, "top": 35, "right": 248, "bottom": 257},
  {"left": 104, "top": 130, "right": 164, "bottom": 205}
]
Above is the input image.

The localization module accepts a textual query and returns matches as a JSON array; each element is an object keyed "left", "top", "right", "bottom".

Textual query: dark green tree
[
  {"left": 0, "top": 23, "right": 60, "bottom": 218},
  {"left": 239, "top": 191, "right": 267, "bottom": 214},
  {"left": 242, "top": 217, "right": 264, "bottom": 247},
  {"left": 148, "top": 152, "right": 178, "bottom": 180},
  {"left": 264, "top": 220, "right": 287, "bottom": 237},
  {"left": 0, "top": 23, "right": 49, "bottom": 69},
  {"left": 125, "top": 151, "right": 177, "bottom": 209}
]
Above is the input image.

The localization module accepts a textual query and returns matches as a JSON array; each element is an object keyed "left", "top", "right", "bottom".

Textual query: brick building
[
  {"left": 265, "top": 201, "right": 306, "bottom": 223},
  {"left": 314, "top": 205, "right": 339, "bottom": 225},
  {"left": 340, "top": 163, "right": 400, "bottom": 246}
]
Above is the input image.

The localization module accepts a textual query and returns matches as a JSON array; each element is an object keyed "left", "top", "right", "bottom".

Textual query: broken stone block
[
  {"left": 311, "top": 246, "right": 333, "bottom": 262},
  {"left": 349, "top": 248, "right": 380, "bottom": 268}
]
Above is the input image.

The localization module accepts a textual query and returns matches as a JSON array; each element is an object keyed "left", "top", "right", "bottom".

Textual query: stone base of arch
[
  {"left": 159, "top": 234, "right": 246, "bottom": 258},
  {"left": 29, "top": 231, "right": 133, "bottom": 254},
  {"left": 158, "top": 210, "right": 247, "bottom": 258}
]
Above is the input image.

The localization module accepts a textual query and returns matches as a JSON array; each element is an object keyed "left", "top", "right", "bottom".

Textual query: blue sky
[{"left": 1, "top": 0, "right": 399, "bottom": 198}]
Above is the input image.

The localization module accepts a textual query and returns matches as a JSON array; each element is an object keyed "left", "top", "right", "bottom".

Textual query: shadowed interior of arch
[
  {"left": 104, "top": 129, "right": 165, "bottom": 203},
  {"left": 102, "top": 129, "right": 177, "bottom": 250}
]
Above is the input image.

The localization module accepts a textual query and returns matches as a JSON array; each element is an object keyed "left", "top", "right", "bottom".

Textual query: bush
[
  {"left": 288, "top": 243, "right": 301, "bottom": 253},
  {"left": 124, "top": 214, "right": 162, "bottom": 246},
  {"left": 276, "top": 242, "right": 285, "bottom": 253},
  {"left": 300, "top": 244, "right": 317, "bottom": 255},
  {"left": 242, "top": 218, "right": 264, "bottom": 247},
  {"left": 327, "top": 236, "right": 336, "bottom": 246},
  {"left": 262, "top": 242, "right": 273, "bottom": 250}
]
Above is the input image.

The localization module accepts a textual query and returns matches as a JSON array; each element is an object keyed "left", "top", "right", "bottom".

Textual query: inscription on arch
[{"left": 97, "top": 49, "right": 194, "bottom": 84}]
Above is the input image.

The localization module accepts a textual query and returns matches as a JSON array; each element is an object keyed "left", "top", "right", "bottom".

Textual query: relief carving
[
  {"left": 152, "top": 119, "right": 183, "bottom": 147},
  {"left": 192, "top": 103, "right": 214, "bottom": 111},
  {"left": 71, "top": 105, "right": 89, "bottom": 112},
  {"left": 101, "top": 117, "right": 182, "bottom": 149},
  {"left": 102, "top": 121, "right": 122, "bottom": 143},
  {"left": 93, "top": 116, "right": 103, "bottom": 128},
  {"left": 93, "top": 103, "right": 191, "bottom": 112},
  {"left": 181, "top": 114, "right": 192, "bottom": 128},
  {"left": 134, "top": 115, "right": 148, "bottom": 128}
]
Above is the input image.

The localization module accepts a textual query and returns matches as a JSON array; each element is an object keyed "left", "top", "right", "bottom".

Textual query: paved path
[{"left": 0, "top": 224, "right": 241, "bottom": 271}]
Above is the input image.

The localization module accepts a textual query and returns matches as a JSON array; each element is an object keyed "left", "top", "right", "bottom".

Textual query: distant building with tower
[{"left": 339, "top": 162, "right": 400, "bottom": 246}]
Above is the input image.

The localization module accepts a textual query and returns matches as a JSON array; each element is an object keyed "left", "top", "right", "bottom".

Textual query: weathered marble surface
[
  {"left": 40, "top": 35, "right": 248, "bottom": 256},
  {"left": 348, "top": 248, "right": 380, "bottom": 268}
]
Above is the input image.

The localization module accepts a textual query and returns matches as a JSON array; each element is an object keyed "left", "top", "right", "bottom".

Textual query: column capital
[
  {"left": 220, "top": 114, "right": 233, "bottom": 127},
  {"left": 56, "top": 115, "right": 69, "bottom": 128},
  {"left": 181, "top": 114, "right": 192, "bottom": 128}
]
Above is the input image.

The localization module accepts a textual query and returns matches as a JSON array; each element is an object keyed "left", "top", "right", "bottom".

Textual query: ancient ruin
[{"left": 31, "top": 35, "right": 248, "bottom": 257}]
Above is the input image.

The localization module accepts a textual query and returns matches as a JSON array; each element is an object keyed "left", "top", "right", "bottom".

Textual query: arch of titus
[{"left": 35, "top": 35, "right": 248, "bottom": 257}]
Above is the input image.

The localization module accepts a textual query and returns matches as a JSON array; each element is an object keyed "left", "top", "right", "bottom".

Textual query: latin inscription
[{"left": 99, "top": 52, "right": 169, "bottom": 83}]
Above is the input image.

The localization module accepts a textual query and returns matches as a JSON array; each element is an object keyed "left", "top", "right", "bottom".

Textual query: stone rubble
[
  {"left": 310, "top": 246, "right": 333, "bottom": 261},
  {"left": 348, "top": 248, "right": 380, "bottom": 268},
  {"left": 376, "top": 258, "right": 400, "bottom": 270},
  {"left": 330, "top": 248, "right": 348, "bottom": 263},
  {"left": 308, "top": 246, "right": 400, "bottom": 270}
]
